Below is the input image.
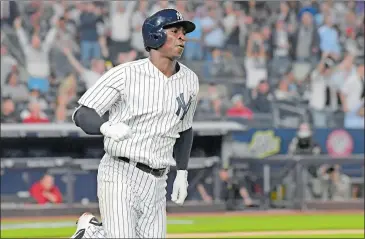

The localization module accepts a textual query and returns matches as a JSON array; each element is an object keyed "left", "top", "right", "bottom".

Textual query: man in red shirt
[
  {"left": 29, "top": 174, "right": 63, "bottom": 204},
  {"left": 22, "top": 102, "right": 50, "bottom": 124},
  {"left": 226, "top": 94, "right": 254, "bottom": 119}
]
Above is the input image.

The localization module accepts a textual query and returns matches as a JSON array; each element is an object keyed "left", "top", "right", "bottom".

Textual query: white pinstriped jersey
[{"left": 78, "top": 58, "right": 199, "bottom": 169}]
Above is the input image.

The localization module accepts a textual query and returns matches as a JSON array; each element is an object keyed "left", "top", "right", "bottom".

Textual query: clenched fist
[{"left": 100, "top": 121, "right": 132, "bottom": 142}]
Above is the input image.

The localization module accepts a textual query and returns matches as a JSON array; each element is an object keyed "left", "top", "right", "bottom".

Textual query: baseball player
[{"left": 70, "top": 8, "right": 199, "bottom": 239}]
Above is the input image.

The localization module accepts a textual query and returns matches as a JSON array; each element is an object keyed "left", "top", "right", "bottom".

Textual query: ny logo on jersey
[
  {"left": 176, "top": 11, "right": 183, "bottom": 20},
  {"left": 176, "top": 93, "right": 192, "bottom": 121}
]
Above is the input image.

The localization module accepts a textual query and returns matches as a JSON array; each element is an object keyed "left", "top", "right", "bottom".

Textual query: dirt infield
[
  {"left": 1, "top": 209, "right": 364, "bottom": 222},
  {"left": 167, "top": 229, "right": 364, "bottom": 238}
]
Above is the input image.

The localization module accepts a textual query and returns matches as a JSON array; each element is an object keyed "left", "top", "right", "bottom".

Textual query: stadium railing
[{"left": 230, "top": 155, "right": 364, "bottom": 210}]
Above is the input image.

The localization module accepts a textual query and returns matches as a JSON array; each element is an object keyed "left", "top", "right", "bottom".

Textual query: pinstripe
[
  {"left": 77, "top": 58, "right": 199, "bottom": 238},
  {"left": 116, "top": 159, "right": 121, "bottom": 237}
]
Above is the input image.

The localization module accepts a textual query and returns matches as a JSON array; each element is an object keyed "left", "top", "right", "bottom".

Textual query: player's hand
[
  {"left": 171, "top": 170, "right": 188, "bottom": 206},
  {"left": 100, "top": 121, "right": 133, "bottom": 142}
]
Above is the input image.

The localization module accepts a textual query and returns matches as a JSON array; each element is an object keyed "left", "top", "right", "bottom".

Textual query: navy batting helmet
[{"left": 142, "top": 9, "right": 196, "bottom": 51}]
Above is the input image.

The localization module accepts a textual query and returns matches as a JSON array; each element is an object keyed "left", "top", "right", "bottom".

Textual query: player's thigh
[
  {"left": 136, "top": 200, "right": 166, "bottom": 238},
  {"left": 136, "top": 175, "right": 167, "bottom": 239},
  {"left": 98, "top": 163, "right": 137, "bottom": 238}
]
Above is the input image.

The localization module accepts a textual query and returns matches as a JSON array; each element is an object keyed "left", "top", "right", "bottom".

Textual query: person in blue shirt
[
  {"left": 183, "top": 7, "right": 203, "bottom": 60},
  {"left": 344, "top": 99, "right": 364, "bottom": 129}
]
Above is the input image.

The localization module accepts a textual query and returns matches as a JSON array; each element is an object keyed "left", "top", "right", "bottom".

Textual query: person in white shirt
[
  {"left": 222, "top": 1, "right": 237, "bottom": 39},
  {"left": 344, "top": 99, "right": 364, "bottom": 129},
  {"left": 309, "top": 54, "right": 336, "bottom": 128},
  {"left": 201, "top": 7, "right": 226, "bottom": 51},
  {"left": 244, "top": 30, "right": 268, "bottom": 89},
  {"left": 109, "top": 2, "right": 137, "bottom": 62},
  {"left": 340, "top": 64, "right": 364, "bottom": 113}
]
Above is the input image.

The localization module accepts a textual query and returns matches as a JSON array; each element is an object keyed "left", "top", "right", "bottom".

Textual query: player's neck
[{"left": 149, "top": 55, "right": 177, "bottom": 78}]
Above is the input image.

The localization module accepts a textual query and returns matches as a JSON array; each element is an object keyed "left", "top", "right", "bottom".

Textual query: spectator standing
[
  {"left": 51, "top": 12, "right": 79, "bottom": 79},
  {"left": 331, "top": 54, "right": 356, "bottom": 92},
  {"left": 291, "top": 12, "right": 320, "bottom": 63},
  {"left": 318, "top": 15, "right": 341, "bottom": 59},
  {"left": 315, "top": 1, "right": 335, "bottom": 26},
  {"left": 341, "top": 63, "right": 364, "bottom": 128},
  {"left": 14, "top": 17, "right": 58, "bottom": 93},
  {"left": 308, "top": 54, "right": 337, "bottom": 128},
  {"left": 270, "top": 20, "right": 291, "bottom": 77},
  {"left": 298, "top": 0, "right": 318, "bottom": 20},
  {"left": 109, "top": 1, "right": 136, "bottom": 62},
  {"left": 222, "top": 2, "right": 240, "bottom": 55},
  {"left": 183, "top": 6, "right": 204, "bottom": 60},
  {"left": 275, "top": 2, "right": 297, "bottom": 28},
  {"left": 201, "top": 7, "right": 226, "bottom": 58},
  {"left": 344, "top": 98, "right": 364, "bottom": 129},
  {"left": 245, "top": 30, "right": 268, "bottom": 89},
  {"left": 78, "top": 2, "right": 103, "bottom": 67}
]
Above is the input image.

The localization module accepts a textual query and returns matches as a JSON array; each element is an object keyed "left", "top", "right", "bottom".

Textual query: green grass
[
  {"left": 231, "top": 234, "right": 365, "bottom": 238},
  {"left": 167, "top": 214, "right": 364, "bottom": 233},
  {"left": 1, "top": 214, "right": 364, "bottom": 238}
]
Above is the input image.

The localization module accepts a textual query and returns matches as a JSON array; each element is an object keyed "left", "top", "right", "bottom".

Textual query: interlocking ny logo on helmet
[
  {"left": 176, "top": 11, "right": 183, "bottom": 20},
  {"left": 142, "top": 9, "right": 196, "bottom": 51}
]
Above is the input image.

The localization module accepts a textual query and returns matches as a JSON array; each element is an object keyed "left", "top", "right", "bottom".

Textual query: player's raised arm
[{"left": 72, "top": 66, "right": 132, "bottom": 141}]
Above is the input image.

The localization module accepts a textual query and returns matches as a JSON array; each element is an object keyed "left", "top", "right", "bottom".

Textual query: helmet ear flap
[{"left": 148, "top": 31, "right": 167, "bottom": 49}]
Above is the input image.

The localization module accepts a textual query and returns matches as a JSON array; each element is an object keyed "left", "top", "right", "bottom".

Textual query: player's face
[{"left": 161, "top": 26, "right": 186, "bottom": 59}]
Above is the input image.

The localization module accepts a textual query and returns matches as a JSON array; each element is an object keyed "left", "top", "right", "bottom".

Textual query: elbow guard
[{"left": 72, "top": 106, "right": 106, "bottom": 135}]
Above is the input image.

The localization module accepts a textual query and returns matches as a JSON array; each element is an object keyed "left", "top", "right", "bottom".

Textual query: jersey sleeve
[
  {"left": 181, "top": 74, "right": 199, "bottom": 131},
  {"left": 78, "top": 66, "right": 126, "bottom": 116}
]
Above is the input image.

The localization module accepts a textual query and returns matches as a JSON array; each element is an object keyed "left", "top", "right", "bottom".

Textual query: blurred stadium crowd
[{"left": 1, "top": 0, "right": 364, "bottom": 128}]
